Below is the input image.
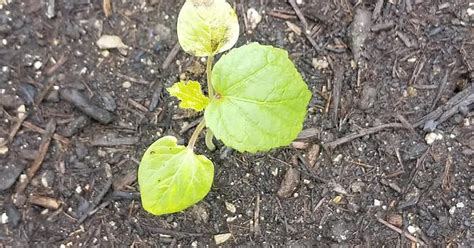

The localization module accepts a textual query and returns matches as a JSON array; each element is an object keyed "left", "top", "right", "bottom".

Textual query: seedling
[{"left": 138, "top": 0, "right": 312, "bottom": 215}]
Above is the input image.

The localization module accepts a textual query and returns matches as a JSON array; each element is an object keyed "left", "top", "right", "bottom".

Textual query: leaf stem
[
  {"left": 207, "top": 55, "right": 214, "bottom": 97},
  {"left": 188, "top": 120, "right": 206, "bottom": 150},
  {"left": 205, "top": 129, "right": 216, "bottom": 151}
]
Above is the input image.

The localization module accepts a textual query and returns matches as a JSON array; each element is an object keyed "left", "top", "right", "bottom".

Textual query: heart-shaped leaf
[
  {"left": 204, "top": 43, "right": 312, "bottom": 153},
  {"left": 138, "top": 136, "right": 214, "bottom": 215}
]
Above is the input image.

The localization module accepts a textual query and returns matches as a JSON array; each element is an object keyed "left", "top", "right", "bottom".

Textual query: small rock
[
  {"left": 0, "top": 163, "right": 26, "bottom": 190},
  {"left": 407, "top": 225, "right": 419, "bottom": 234},
  {"left": 247, "top": 8, "right": 262, "bottom": 30},
  {"left": 96, "top": 35, "right": 128, "bottom": 50},
  {"left": 225, "top": 202, "right": 236, "bottom": 214},
  {"left": 5, "top": 203, "right": 21, "bottom": 227},
  {"left": 40, "top": 171, "right": 55, "bottom": 188},
  {"left": 60, "top": 88, "right": 113, "bottom": 124},
  {"left": 373, "top": 199, "right": 382, "bottom": 206},
  {"left": 0, "top": 213, "right": 7, "bottom": 224},
  {"left": 45, "top": 88, "right": 59, "bottom": 102},
  {"left": 122, "top": 81, "right": 132, "bottom": 89},
  {"left": 350, "top": 181, "right": 365, "bottom": 193},
  {"left": 277, "top": 167, "right": 300, "bottom": 198},
  {"left": 214, "top": 233, "right": 232, "bottom": 245},
  {"left": 33, "top": 61, "right": 43, "bottom": 70},
  {"left": 359, "top": 85, "right": 377, "bottom": 110},
  {"left": 386, "top": 214, "right": 403, "bottom": 227},
  {"left": 190, "top": 204, "right": 209, "bottom": 223},
  {"left": 425, "top": 132, "right": 443, "bottom": 145},
  {"left": 398, "top": 187, "right": 420, "bottom": 209},
  {"left": 312, "top": 57, "right": 329, "bottom": 70},
  {"left": 456, "top": 202, "right": 465, "bottom": 208}
]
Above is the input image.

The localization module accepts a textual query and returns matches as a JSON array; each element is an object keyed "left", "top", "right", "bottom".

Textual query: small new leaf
[
  {"left": 167, "top": 81, "right": 209, "bottom": 111},
  {"left": 138, "top": 136, "right": 214, "bottom": 215},
  {"left": 177, "top": 0, "right": 239, "bottom": 56}
]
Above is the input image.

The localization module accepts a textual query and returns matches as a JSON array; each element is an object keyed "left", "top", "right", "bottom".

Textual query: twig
[
  {"left": 45, "top": 54, "right": 68, "bottom": 76},
  {"left": 116, "top": 73, "right": 150, "bottom": 85},
  {"left": 323, "top": 123, "right": 406, "bottom": 150},
  {"left": 162, "top": 42, "right": 181, "bottom": 70},
  {"left": 430, "top": 70, "right": 450, "bottom": 111},
  {"left": 144, "top": 226, "right": 204, "bottom": 238},
  {"left": 13, "top": 120, "right": 56, "bottom": 206},
  {"left": 253, "top": 193, "right": 261, "bottom": 237},
  {"left": 78, "top": 163, "right": 113, "bottom": 224},
  {"left": 376, "top": 217, "right": 426, "bottom": 246},
  {"left": 288, "top": 0, "right": 322, "bottom": 52},
  {"left": 103, "top": 0, "right": 112, "bottom": 17},
  {"left": 331, "top": 67, "right": 345, "bottom": 123},
  {"left": 8, "top": 77, "right": 56, "bottom": 142},
  {"left": 22, "top": 120, "right": 70, "bottom": 145}
]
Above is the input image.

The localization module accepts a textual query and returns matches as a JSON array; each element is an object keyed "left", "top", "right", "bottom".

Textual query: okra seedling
[{"left": 138, "top": 0, "right": 312, "bottom": 215}]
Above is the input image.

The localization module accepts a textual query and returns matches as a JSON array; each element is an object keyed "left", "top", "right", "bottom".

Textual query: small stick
[
  {"left": 13, "top": 120, "right": 56, "bottom": 205},
  {"left": 376, "top": 217, "right": 425, "bottom": 246},
  {"left": 430, "top": 70, "right": 450, "bottom": 111},
  {"left": 127, "top": 99, "right": 149, "bottom": 113},
  {"left": 253, "top": 193, "right": 261, "bottom": 237},
  {"left": 162, "top": 43, "right": 181, "bottom": 70},
  {"left": 103, "top": 0, "right": 112, "bottom": 17},
  {"left": 323, "top": 123, "right": 406, "bottom": 150},
  {"left": 78, "top": 163, "right": 113, "bottom": 224},
  {"left": 22, "top": 120, "right": 70, "bottom": 145},
  {"left": 116, "top": 73, "right": 150, "bottom": 85},
  {"left": 288, "top": 0, "right": 322, "bottom": 52},
  {"left": 8, "top": 77, "right": 56, "bottom": 142},
  {"left": 45, "top": 54, "right": 68, "bottom": 76}
]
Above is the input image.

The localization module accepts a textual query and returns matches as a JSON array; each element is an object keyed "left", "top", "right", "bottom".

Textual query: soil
[{"left": 1, "top": 0, "right": 473, "bottom": 247}]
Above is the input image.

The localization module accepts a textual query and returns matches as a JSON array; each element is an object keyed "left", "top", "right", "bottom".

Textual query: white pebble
[
  {"left": 247, "top": 8, "right": 262, "bottom": 30},
  {"left": 122, "top": 81, "right": 132, "bottom": 89},
  {"left": 407, "top": 225, "right": 418, "bottom": 234},
  {"left": 1, "top": 213, "right": 8, "bottom": 224},
  {"left": 225, "top": 202, "right": 236, "bottom": 214},
  {"left": 33, "top": 61, "right": 43, "bottom": 70},
  {"left": 373, "top": 199, "right": 382, "bottom": 206},
  {"left": 456, "top": 202, "right": 465, "bottom": 208},
  {"left": 75, "top": 185, "right": 82, "bottom": 194},
  {"left": 449, "top": 206, "right": 456, "bottom": 215},
  {"left": 425, "top": 132, "right": 443, "bottom": 145}
]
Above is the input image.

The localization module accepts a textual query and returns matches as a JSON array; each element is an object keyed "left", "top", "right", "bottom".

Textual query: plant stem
[
  {"left": 207, "top": 55, "right": 214, "bottom": 97},
  {"left": 188, "top": 120, "right": 206, "bottom": 150},
  {"left": 205, "top": 129, "right": 216, "bottom": 151}
]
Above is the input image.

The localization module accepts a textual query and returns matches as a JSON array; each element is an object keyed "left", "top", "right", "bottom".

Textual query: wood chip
[
  {"left": 214, "top": 233, "right": 232, "bottom": 245},
  {"left": 277, "top": 167, "right": 300, "bottom": 198},
  {"left": 307, "top": 144, "right": 320, "bottom": 167},
  {"left": 103, "top": 0, "right": 112, "bottom": 17},
  {"left": 29, "top": 195, "right": 61, "bottom": 210}
]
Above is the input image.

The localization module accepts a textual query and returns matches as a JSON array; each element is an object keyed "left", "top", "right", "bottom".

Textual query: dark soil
[{"left": 1, "top": 0, "right": 473, "bottom": 247}]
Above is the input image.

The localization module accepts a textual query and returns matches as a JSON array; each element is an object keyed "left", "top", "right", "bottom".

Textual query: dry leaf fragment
[
  {"left": 214, "top": 233, "right": 232, "bottom": 245},
  {"left": 96, "top": 35, "right": 128, "bottom": 50}
]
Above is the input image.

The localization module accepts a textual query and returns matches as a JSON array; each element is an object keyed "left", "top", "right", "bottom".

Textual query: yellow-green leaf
[
  {"left": 177, "top": 0, "right": 240, "bottom": 56},
  {"left": 167, "top": 81, "right": 209, "bottom": 111},
  {"left": 138, "top": 136, "right": 214, "bottom": 215}
]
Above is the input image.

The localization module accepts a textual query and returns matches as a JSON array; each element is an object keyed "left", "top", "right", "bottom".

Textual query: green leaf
[
  {"left": 138, "top": 136, "right": 214, "bottom": 215},
  {"left": 204, "top": 43, "right": 312, "bottom": 153},
  {"left": 177, "top": 0, "right": 239, "bottom": 56},
  {"left": 167, "top": 81, "right": 209, "bottom": 111}
]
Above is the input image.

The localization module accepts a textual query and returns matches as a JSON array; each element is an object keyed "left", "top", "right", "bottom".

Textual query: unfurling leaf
[
  {"left": 177, "top": 0, "right": 239, "bottom": 56},
  {"left": 167, "top": 81, "right": 209, "bottom": 111},
  {"left": 138, "top": 136, "right": 214, "bottom": 215},
  {"left": 204, "top": 43, "right": 312, "bottom": 153}
]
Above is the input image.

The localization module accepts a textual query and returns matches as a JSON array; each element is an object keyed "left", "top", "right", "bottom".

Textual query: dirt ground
[{"left": 0, "top": 0, "right": 473, "bottom": 247}]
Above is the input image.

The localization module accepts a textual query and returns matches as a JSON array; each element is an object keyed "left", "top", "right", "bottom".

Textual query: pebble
[
  {"left": 225, "top": 202, "right": 236, "bottom": 214},
  {"left": 0, "top": 163, "right": 26, "bottom": 190},
  {"left": 1, "top": 213, "right": 8, "bottom": 224},
  {"left": 247, "top": 8, "right": 262, "bottom": 30},
  {"left": 33, "top": 61, "right": 43, "bottom": 70},
  {"left": 122, "top": 81, "right": 131, "bottom": 89},
  {"left": 60, "top": 88, "right": 113, "bottom": 124},
  {"left": 425, "top": 132, "right": 443, "bottom": 145},
  {"left": 373, "top": 199, "right": 382, "bottom": 206},
  {"left": 407, "top": 225, "right": 419, "bottom": 234},
  {"left": 359, "top": 85, "right": 377, "bottom": 110},
  {"left": 456, "top": 202, "right": 465, "bottom": 208}
]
